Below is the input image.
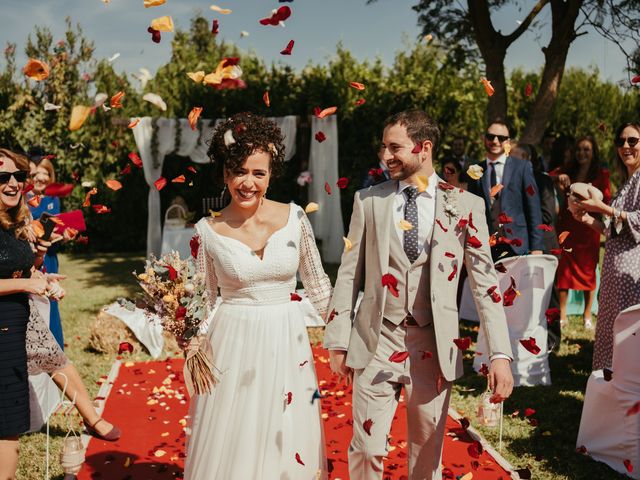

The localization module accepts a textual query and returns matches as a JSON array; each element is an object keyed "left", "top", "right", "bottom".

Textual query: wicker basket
[{"left": 164, "top": 204, "right": 188, "bottom": 230}]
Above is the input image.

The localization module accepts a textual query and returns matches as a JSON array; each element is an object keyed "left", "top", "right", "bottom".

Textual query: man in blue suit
[{"left": 467, "top": 120, "right": 544, "bottom": 261}]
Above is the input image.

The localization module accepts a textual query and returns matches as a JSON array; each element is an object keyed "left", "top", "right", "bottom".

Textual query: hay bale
[{"left": 88, "top": 310, "right": 179, "bottom": 355}]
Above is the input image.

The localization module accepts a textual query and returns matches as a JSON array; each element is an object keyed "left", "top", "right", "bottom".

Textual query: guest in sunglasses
[
  {"left": 0, "top": 148, "right": 55, "bottom": 478},
  {"left": 570, "top": 122, "right": 640, "bottom": 370},
  {"left": 467, "top": 119, "right": 544, "bottom": 261},
  {"left": 28, "top": 151, "right": 65, "bottom": 350}
]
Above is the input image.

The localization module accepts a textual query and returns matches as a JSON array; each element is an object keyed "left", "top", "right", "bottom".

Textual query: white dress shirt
[
  {"left": 487, "top": 153, "right": 507, "bottom": 184},
  {"left": 393, "top": 172, "right": 438, "bottom": 254}
]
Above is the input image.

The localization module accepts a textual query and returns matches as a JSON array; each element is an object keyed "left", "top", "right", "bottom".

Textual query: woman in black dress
[{"left": 0, "top": 148, "right": 51, "bottom": 478}]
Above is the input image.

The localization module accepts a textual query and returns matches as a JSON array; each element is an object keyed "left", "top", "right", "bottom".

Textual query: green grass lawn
[{"left": 17, "top": 254, "right": 624, "bottom": 479}]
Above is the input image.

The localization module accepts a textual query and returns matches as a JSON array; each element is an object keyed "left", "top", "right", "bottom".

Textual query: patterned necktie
[{"left": 403, "top": 186, "right": 420, "bottom": 263}]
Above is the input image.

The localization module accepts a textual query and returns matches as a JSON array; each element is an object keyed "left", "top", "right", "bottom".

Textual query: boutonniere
[{"left": 438, "top": 182, "right": 460, "bottom": 222}]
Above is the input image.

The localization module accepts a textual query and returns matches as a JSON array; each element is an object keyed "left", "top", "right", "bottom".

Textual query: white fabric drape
[
  {"left": 472, "top": 254, "right": 558, "bottom": 386},
  {"left": 308, "top": 116, "right": 344, "bottom": 263},
  {"left": 133, "top": 116, "right": 298, "bottom": 257}
]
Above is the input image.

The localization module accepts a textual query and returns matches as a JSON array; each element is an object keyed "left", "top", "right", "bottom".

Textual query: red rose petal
[
  {"left": 167, "top": 265, "right": 178, "bottom": 281},
  {"left": 315, "top": 131, "right": 327, "bottom": 143},
  {"left": 154, "top": 176, "right": 167, "bottom": 191},
  {"left": 524, "top": 407, "right": 536, "bottom": 417},
  {"left": 290, "top": 292, "right": 302, "bottom": 302},
  {"left": 624, "top": 459, "right": 634, "bottom": 473},
  {"left": 453, "top": 337, "right": 471, "bottom": 351},
  {"left": 336, "top": 177, "right": 349, "bottom": 189},
  {"left": 447, "top": 263, "right": 457, "bottom": 281},
  {"left": 479, "top": 363, "right": 489, "bottom": 376},
  {"left": 411, "top": 143, "right": 422, "bottom": 153},
  {"left": 467, "top": 440, "right": 483, "bottom": 458},
  {"left": 381, "top": 273, "right": 399, "bottom": 298},
  {"left": 211, "top": 19, "right": 219, "bottom": 35},
  {"left": 363, "top": 418, "right": 374, "bottom": 435},
  {"left": 421, "top": 350, "right": 433, "bottom": 359},
  {"left": 537, "top": 224, "right": 553, "bottom": 232},
  {"left": 467, "top": 236, "right": 482, "bottom": 248},
  {"left": 524, "top": 83, "right": 533, "bottom": 97},
  {"left": 526, "top": 184, "right": 536, "bottom": 196},
  {"left": 497, "top": 212, "right": 513, "bottom": 224},
  {"left": 626, "top": 401, "right": 640, "bottom": 416},
  {"left": 519, "top": 337, "right": 541, "bottom": 355},
  {"left": 435, "top": 219, "right": 448, "bottom": 232},
  {"left": 129, "top": 152, "right": 143, "bottom": 168},
  {"left": 545, "top": 307, "right": 560, "bottom": 325},
  {"left": 295, "top": 452, "right": 305, "bottom": 466},
  {"left": 324, "top": 181, "right": 331, "bottom": 195},
  {"left": 259, "top": 6, "right": 291, "bottom": 26},
  {"left": 118, "top": 342, "right": 134, "bottom": 354},
  {"left": 280, "top": 39, "right": 294, "bottom": 55},
  {"left": 190, "top": 235, "right": 200, "bottom": 259},
  {"left": 389, "top": 351, "right": 410, "bottom": 363},
  {"left": 444, "top": 252, "right": 455, "bottom": 258}
]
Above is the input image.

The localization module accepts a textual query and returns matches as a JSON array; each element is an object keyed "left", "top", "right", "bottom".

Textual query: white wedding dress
[{"left": 184, "top": 203, "right": 331, "bottom": 480}]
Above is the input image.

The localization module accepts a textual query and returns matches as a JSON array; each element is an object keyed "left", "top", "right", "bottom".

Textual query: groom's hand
[
  {"left": 329, "top": 350, "right": 353, "bottom": 385},
  {"left": 488, "top": 358, "right": 514, "bottom": 403}
]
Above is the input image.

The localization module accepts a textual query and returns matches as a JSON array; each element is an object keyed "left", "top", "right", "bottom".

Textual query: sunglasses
[
  {"left": 0, "top": 170, "right": 28, "bottom": 184},
  {"left": 485, "top": 133, "right": 509, "bottom": 143},
  {"left": 615, "top": 137, "right": 639, "bottom": 148}
]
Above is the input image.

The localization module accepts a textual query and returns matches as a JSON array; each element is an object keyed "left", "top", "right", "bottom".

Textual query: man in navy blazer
[{"left": 467, "top": 120, "right": 544, "bottom": 260}]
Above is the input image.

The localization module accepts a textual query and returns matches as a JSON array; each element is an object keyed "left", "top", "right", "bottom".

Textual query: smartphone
[{"left": 38, "top": 212, "right": 57, "bottom": 241}]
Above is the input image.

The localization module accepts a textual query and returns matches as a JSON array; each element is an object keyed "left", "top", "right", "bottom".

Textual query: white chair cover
[
  {"left": 27, "top": 296, "right": 60, "bottom": 433},
  {"left": 472, "top": 254, "right": 558, "bottom": 386},
  {"left": 133, "top": 116, "right": 298, "bottom": 257},
  {"left": 308, "top": 115, "right": 344, "bottom": 263},
  {"left": 577, "top": 304, "right": 640, "bottom": 479}
]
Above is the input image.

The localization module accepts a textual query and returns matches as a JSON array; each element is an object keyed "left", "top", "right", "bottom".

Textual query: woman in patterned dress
[{"left": 570, "top": 122, "right": 640, "bottom": 370}]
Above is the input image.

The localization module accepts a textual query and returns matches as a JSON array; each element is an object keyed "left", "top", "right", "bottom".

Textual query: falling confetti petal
[
  {"left": 336, "top": 177, "right": 349, "bottom": 189},
  {"left": 105, "top": 179, "right": 122, "bottom": 191},
  {"left": 69, "top": 105, "right": 92, "bottom": 131},
  {"left": 520, "top": 337, "right": 541, "bottom": 355},
  {"left": 416, "top": 175, "right": 428, "bottom": 193},
  {"left": 343, "top": 237, "right": 352, "bottom": 251},
  {"left": 280, "top": 39, "right": 294, "bottom": 55},
  {"left": 389, "top": 351, "right": 410, "bottom": 362},
  {"left": 314, "top": 106, "right": 337, "bottom": 119},
  {"left": 314, "top": 131, "right": 326, "bottom": 143},
  {"left": 304, "top": 202, "right": 319, "bottom": 213},
  {"left": 259, "top": 6, "right": 292, "bottom": 26},
  {"left": 558, "top": 230, "right": 570, "bottom": 244},
  {"left": 480, "top": 77, "right": 494, "bottom": 96},
  {"left": 187, "top": 71, "right": 205, "bottom": 83},
  {"left": 210, "top": 4, "right": 232, "bottom": 14},
  {"left": 144, "top": 0, "right": 165, "bottom": 7},
  {"left": 466, "top": 164, "right": 484, "bottom": 180},
  {"left": 381, "top": 273, "right": 399, "bottom": 297},
  {"left": 151, "top": 16, "right": 174, "bottom": 32},
  {"left": 490, "top": 183, "right": 504, "bottom": 197},
  {"left": 263, "top": 91, "right": 270, "bottom": 107},
  {"left": 453, "top": 337, "right": 471, "bottom": 350},
  {"left": 143, "top": 93, "right": 167, "bottom": 111},
  {"left": 399, "top": 219, "right": 413, "bottom": 231},
  {"left": 155, "top": 177, "right": 167, "bottom": 191},
  {"left": 44, "top": 102, "right": 61, "bottom": 111},
  {"left": 525, "top": 83, "right": 533, "bottom": 97},
  {"left": 110, "top": 91, "right": 125, "bottom": 108},
  {"left": 23, "top": 59, "right": 50, "bottom": 81},
  {"left": 188, "top": 107, "right": 203, "bottom": 130},
  {"left": 349, "top": 81, "right": 366, "bottom": 90}
]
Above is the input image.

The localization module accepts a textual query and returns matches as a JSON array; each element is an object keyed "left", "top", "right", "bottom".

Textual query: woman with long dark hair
[{"left": 555, "top": 136, "right": 611, "bottom": 329}]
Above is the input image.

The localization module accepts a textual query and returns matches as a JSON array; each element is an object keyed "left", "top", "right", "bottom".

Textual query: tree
[{"left": 389, "top": 0, "right": 640, "bottom": 143}]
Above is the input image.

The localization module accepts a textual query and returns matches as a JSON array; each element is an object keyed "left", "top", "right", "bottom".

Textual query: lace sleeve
[
  {"left": 195, "top": 222, "right": 218, "bottom": 315},
  {"left": 298, "top": 211, "right": 332, "bottom": 320}
]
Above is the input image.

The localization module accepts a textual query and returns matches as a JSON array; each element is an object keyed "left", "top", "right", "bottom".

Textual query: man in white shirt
[{"left": 325, "top": 110, "right": 514, "bottom": 479}]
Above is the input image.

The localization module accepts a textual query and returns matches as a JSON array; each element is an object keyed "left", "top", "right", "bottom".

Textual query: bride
[{"left": 184, "top": 113, "right": 331, "bottom": 479}]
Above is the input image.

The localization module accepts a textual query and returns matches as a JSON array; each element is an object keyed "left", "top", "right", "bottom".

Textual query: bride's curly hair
[
  {"left": 207, "top": 112, "right": 285, "bottom": 187},
  {"left": 0, "top": 148, "right": 31, "bottom": 240}
]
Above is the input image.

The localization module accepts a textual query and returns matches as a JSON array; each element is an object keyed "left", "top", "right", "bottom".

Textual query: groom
[{"left": 324, "top": 110, "right": 514, "bottom": 479}]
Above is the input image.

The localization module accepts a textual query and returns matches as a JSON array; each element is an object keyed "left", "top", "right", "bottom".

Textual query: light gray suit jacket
[{"left": 324, "top": 178, "right": 513, "bottom": 381}]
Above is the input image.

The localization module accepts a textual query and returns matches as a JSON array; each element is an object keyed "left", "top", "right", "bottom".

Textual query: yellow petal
[
  {"left": 124, "top": 457, "right": 131, "bottom": 468},
  {"left": 210, "top": 4, "right": 232, "bottom": 14},
  {"left": 460, "top": 473, "right": 473, "bottom": 480},
  {"left": 23, "top": 58, "right": 50, "bottom": 81},
  {"left": 153, "top": 449, "right": 166, "bottom": 458},
  {"left": 466, "top": 164, "right": 484, "bottom": 180},
  {"left": 343, "top": 237, "right": 352, "bottom": 251},
  {"left": 69, "top": 105, "right": 92, "bottom": 131},
  {"left": 416, "top": 175, "right": 429, "bottom": 193},
  {"left": 187, "top": 71, "right": 205, "bottom": 83},
  {"left": 208, "top": 209, "right": 222, "bottom": 217},
  {"left": 160, "top": 431, "right": 170, "bottom": 437},
  {"left": 399, "top": 219, "right": 413, "bottom": 231},
  {"left": 504, "top": 142, "right": 512, "bottom": 156},
  {"left": 144, "top": 0, "right": 165, "bottom": 7},
  {"left": 151, "top": 16, "right": 174, "bottom": 32},
  {"left": 305, "top": 202, "right": 319, "bottom": 213}
]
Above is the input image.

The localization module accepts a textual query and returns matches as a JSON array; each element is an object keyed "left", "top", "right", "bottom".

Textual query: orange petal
[
  {"left": 349, "top": 82, "right": 365, "bottom": 91},
  {"left": 188, "top": 107, "right": 203, "bottom": 131},
  {"left": 558, "top": 231, "right": 570, "bottom": 245},
  {"left": 143, "top": 0, "right": 165, "bottom": 7},
  {"left": 31, "top": 220, "right": 45, "bottom": 238},
  {"left": 480, "top": 77, "right": 495, "bottom": 97},
  {"left": 151, "top": 16, "right": 174, "bottom": 32},
  {"left": 172, "top": 175, "right": 186, "bottom": 183},
  {"left": 69, "top": 105, "right": 92, "bottom": 131},
  {"left": 27, "top": 195, "right": 42, "bottom": 208},
  {"left": 128, "top": 118, "right": 141, "bottom": 128},
  {"left": 263, "top": 91, "right": 270, "bottom": 107},
  {"left": 316, "top": 106, "right": 337, "bottom": 119},
  {"left": 210, "top": 4, "right": 232, "bottom": 14},
  {"left": 82, "top": 187, "right": 98, "bottom": 207},
  {"left": 110, "top": 91, "right": 125, "bottom": 108},
  {"left": 105, "top": 179, "right": 123, "bottom": 191},
  {"left": 23, "top": 58, "right": 50, "bottom": 81},
  {"left": 489, "top": 183, "right": 504, "bottom": 198}
]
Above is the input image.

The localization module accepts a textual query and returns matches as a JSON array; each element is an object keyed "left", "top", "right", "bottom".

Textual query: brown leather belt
[{"left": 403, "top": 314, "right": 419, "bottom": 327}]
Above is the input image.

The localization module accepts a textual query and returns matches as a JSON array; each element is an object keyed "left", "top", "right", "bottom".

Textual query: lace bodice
[{"left": 194, "top": 204, "right": 332, "bottom": 319}]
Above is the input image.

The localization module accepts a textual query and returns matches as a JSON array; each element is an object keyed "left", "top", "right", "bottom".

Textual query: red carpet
[{"left": 79, "top": 349, "right": 512, "bottom": 479}]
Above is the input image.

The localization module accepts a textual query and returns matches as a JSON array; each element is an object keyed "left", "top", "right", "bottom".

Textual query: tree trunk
[
  {"left": 520, "top": 0, "right": 582, "bottom": 144},
  {"left": 467, "top": 0, "right": 509, "bottom": 122}
]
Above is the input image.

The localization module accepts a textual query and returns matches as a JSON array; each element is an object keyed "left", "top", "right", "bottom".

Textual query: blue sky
[{"left": 0, "top": 0, "right": 633, "bottom": 85}]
